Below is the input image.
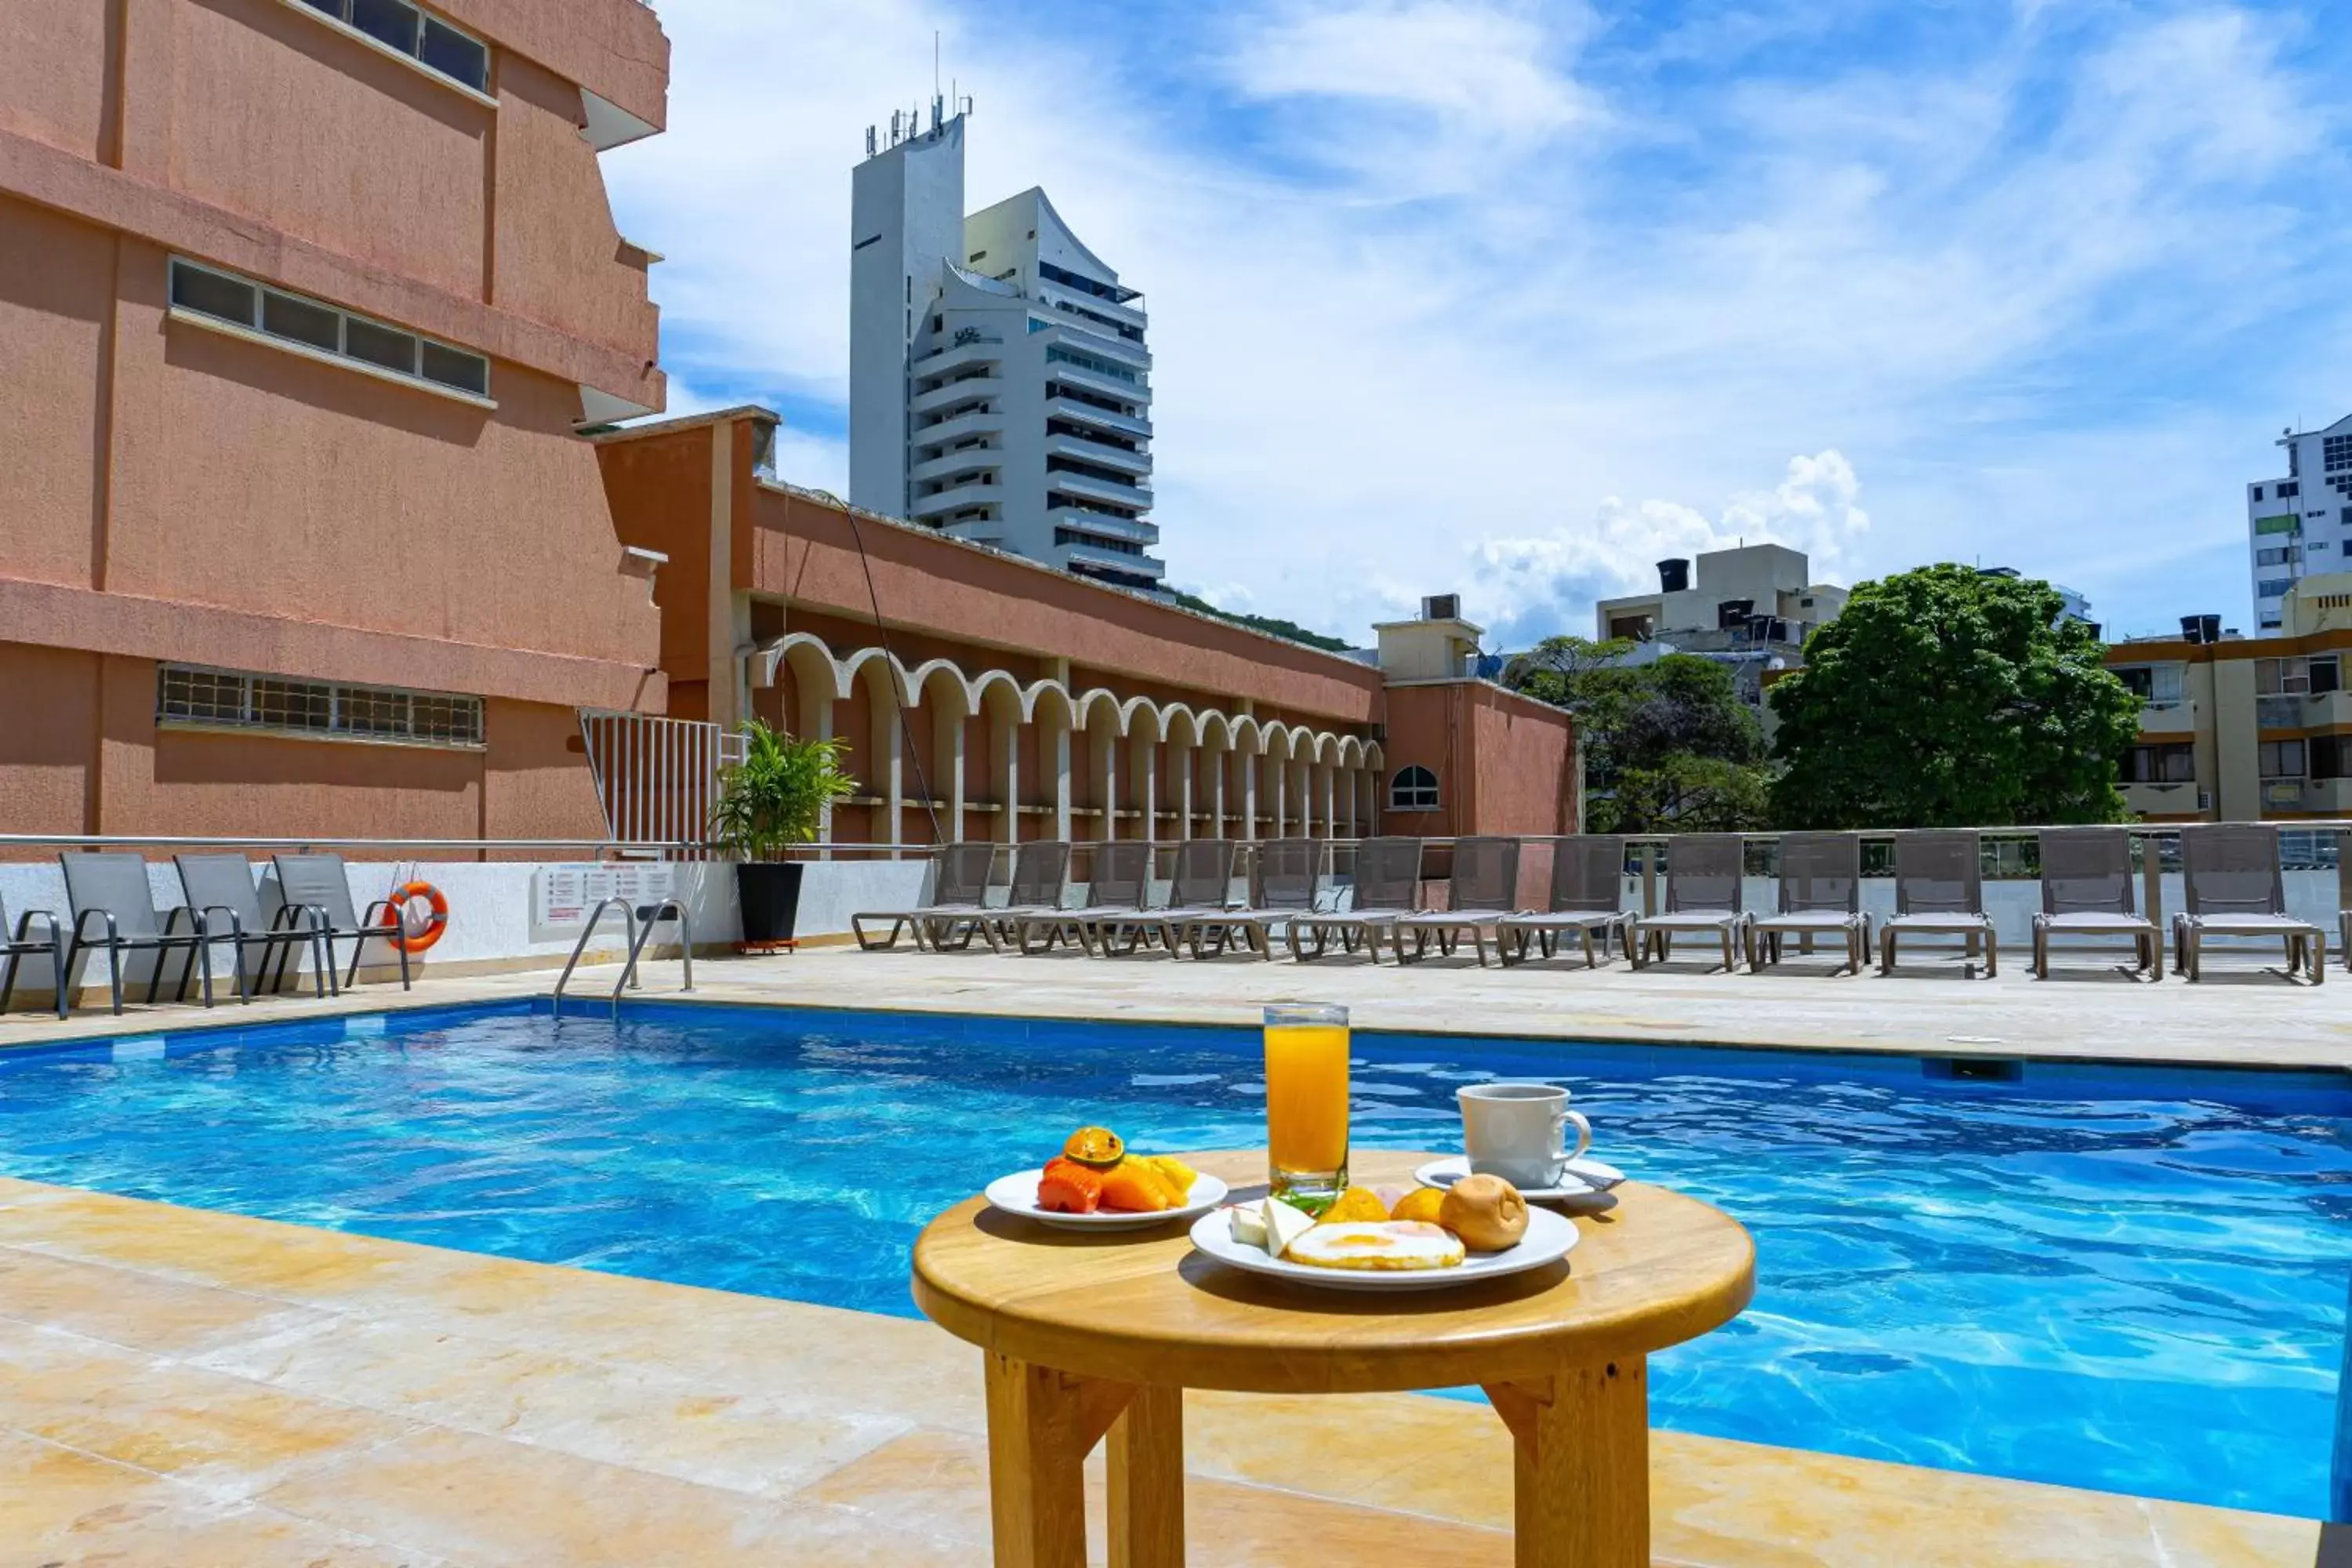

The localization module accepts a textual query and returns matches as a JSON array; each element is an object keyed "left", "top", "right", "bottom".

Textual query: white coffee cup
[{"left": 1457, "top": 1083, "right": 1592, "bottom": 1190}]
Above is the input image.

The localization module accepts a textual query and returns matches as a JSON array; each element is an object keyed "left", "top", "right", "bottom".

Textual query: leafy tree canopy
[
  {"left": 1766, "top": 564, "right": 2140, "bottom": 829},
  {"left": 1506, "top": 637, "right": 1769, "bottom": 833}
]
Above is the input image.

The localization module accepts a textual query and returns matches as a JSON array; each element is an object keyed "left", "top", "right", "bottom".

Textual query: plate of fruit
[
  {"left": 1188, "top": 1174, "right": 1578, "bottom": 1292},
  {"left": 985, "top": 1127, "right": 1229, "bottom": 1231}
]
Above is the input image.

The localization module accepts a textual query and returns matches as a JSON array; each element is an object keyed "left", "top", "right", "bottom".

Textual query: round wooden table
[{"left": 911, "top": 1148, "right": 1755, "bottom": 1568}]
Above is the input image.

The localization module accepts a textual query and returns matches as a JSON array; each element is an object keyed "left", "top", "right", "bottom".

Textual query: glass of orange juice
[{"left": 1264, "top": 1004, "right": 1349, "bottom": 1207}]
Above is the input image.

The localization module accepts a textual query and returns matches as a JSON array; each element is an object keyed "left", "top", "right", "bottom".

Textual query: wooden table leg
[
  {"left": 1106, "top": 1382, "right": 1185, "bottom": 1567},
  {"left": 983, "top": 1352, "right": 1138, "bottom": 1568},
  {"left": 1485, "top": 1357, "right": 1650, "bottom": 1568}
]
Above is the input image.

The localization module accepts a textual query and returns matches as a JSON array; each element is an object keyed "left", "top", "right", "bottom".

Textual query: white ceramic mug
[{"left": 1458, "top": 1083, "right": 1592, "bottom": 1190}]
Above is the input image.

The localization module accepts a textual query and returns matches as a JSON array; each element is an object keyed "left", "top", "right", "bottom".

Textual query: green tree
[
  {"left": 1766, "top": 564, "right": 2140, "bottom": 828},
  {"left": 1506, "top": 637, "right": 1771, "bottom": 833}
]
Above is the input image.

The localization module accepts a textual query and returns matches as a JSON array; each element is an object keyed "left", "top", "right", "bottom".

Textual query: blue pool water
[{"left": 0, "top": 1000, "right": 2343, "bottom": 1518}]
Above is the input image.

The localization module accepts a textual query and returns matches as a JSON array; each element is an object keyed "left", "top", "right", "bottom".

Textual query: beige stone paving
[
  {"left": 0, "top": 1178, "right": 2326, "bottom": 1567},
  {"left": 6, "top": 937, "right": 2352, "bottom": 1069}
]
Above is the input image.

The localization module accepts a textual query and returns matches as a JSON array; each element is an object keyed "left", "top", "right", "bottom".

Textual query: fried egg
[{"left": 1283, "top": 1220, "right": 1466, "bottom": 1272}]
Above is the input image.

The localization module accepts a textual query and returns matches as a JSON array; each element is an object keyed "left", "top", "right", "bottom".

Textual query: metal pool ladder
[{"left": 554, "top": 895, "right": 696, "bottom": 1018}]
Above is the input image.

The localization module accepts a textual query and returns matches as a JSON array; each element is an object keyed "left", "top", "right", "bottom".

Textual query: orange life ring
[{"left": 387, "top": 881, "right": 449, "bottom": 954}]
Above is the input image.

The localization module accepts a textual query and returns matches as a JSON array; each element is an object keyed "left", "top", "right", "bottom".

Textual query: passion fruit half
[{"left": 1062, "top": 1126, "right": 1127, "bottom": 1168}]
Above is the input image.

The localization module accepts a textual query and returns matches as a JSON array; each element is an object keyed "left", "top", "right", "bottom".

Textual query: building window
[
  {"left": 299, "top": 0, "right": 488, "bottom": 93},
  {"left": 2282, "top": 481, "right": 2301, "bottom": 499},
  {"left": 2256, "top": 545, "right": 2300, "bottom": 566},
  {"left": 158, "top": 664, "right": 485, "bottom": 748},
  {"left": 2256, "top": 576, "right": 2296, "bottom": 599},
  {"left": 2122, "top": 743, "right": 2195, "bottom": 783},
  {"left": 2113, "top": 664, "right": 2184, "bottom": 706},
  {"left": 1388, "top": 764, "right": 1440, "bottom": 811},
  {"left": 2252, "top": 485, "right": 2266, "bottom": 501},
  {"left": 2258, "top": 739, "right": 2307, "bottom": 780},
  {"left": 1044, "top": 344, "right": 1138, "bottom": 384},
  {"left": 169, "top": 258, "right": 492, "bottom": 403},
  {"left": 2314, "top": 736, "right": 2350, "bottom": 781},
  {"left": 2255, "top": 655, "right": 2340, "bottom": 695},
  {"left": 2328, "top": 434, "right": 2352, "bottom": 473}
]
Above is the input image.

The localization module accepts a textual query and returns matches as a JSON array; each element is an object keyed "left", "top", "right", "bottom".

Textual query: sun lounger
[
  {"left": 1394, "top": 837, "right": 1523, "bottom": 967},
  {"left": 1497, "top": 836, "right": 1629, "bottom": 966},
  {"left": 60, "top": 851, "right": 216, "bottom": 1015},
  {"left": 268, "top": 853, "right": 409, "bottom": 993},
  {"left": 1022, "top": 840, "right": 1152, "bottom": 955},
  {"left": 978, "top": 840, "right": 1072, "bottom": 951},
  {"left": 1182, "top": 839, "right": 1322, "bottom": 959},
  {"left": 0, "top": 891, "right": 69, "bottom": 1019},
  {"left": 1287, "top": 837, "right": 1421, "bottom": 961},
  {"left": 2031, "top": 828, "right": 2160, "bottom": 980},
  {"left": 852, "top": 842, "right": 1000, "bottom": 953},
  {"left": 1630, "top": 833, "right": 1749, "bottom": 972},
  {"left": 2172, "top": 824, "right": 2323, "bottom": 984},
  {"left": 1138, "top": 838, "right": 1240, "bottom": 954},
  {"left": 176, "top": 852, "right": 331, "bottom": 1003},
  {"left": 1878, "top": 830, "right": 1997, "bottom": 977},
  {"left": 1748, "top": 832, "right": 1869, "bottom": 975}
]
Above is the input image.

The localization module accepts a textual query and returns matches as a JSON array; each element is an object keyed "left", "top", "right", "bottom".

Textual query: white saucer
[
  {"left": 984, "top": 1168, "right": 1229, "bottom": 1231},
  {"left": 1188, "top": 1204, "right": 1579, "bottom": 1292},
  {"left": 1413, "top": 1156, "right": 1625, "bottom": 1207}
]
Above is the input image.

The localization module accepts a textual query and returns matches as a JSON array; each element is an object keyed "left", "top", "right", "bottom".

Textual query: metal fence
[{"left": 579, "top": 710, "right": 744, "bottom": 855}]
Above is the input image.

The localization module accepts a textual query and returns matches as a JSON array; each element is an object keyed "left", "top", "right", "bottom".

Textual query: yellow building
[{"left": 2107, "top": 575, "right": 2352, "bottom": 821}]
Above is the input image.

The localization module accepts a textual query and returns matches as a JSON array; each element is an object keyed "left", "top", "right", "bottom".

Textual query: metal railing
[
  {"left": 554, "top": 895, "right": 695, "bottom": 1018},
  {"left": 579, "top": 711, "right": 742, "bottom": 853}
]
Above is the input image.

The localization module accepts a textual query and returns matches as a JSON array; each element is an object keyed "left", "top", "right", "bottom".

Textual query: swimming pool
[{"left": 0, "top": 1000, "right": 2342, "bottom": 1518}]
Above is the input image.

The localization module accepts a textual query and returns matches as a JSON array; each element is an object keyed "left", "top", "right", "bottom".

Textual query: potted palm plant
[{"left": 709, "top": 720, "right": 858, "bottom": 945}]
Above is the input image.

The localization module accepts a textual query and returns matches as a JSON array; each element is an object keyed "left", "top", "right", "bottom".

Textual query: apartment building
[
  {"left": 0, "top": 0, "right": 673, "bottom": 847},
  {"left": 2108, "top": 579, "right": 2352, "bottom": 822},
  {"left": 1591, "top": 545, "right": 1849, "bottom": 726},
  {"left": 2246, "top": 412, "right": 2352, "bottom": 630},
  {"left": 848, "top": 107, "right": 1163, "bottom": 592}
]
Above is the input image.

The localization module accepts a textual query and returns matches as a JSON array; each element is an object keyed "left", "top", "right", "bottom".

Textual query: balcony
[
  {"left": 2122, "top": 780, "right": 2204, "bottom": 818},
  {"left": 2135, "top": 701, "right": 2196, "bottom": 737},
  {"left": 913, "top": 408, "right": 1004, "bottom": 448},
  {"left": 911, "top": 375, "right": 1004, "bottom": 415},
  {"left": 1044, "top": 430, "right": 1150, "bottom": 476},
  {"left": 1036, "top": 278, "right": 1147, "bottom": 332},
  {"left": 2292, "top": 688, "right": 2352, "bottom": 729},
  {"left": 1040, "top": 359, "right": 1149, "bottom": 404},
  {"left": 1062, "top": 542, "right": 1166, "bottom": 581},
  {"left": 1044, "top": 397, "right": 1151, "bottom": 440},
  {"left": 1047, "top": 468, "right": 1152, "bottom": 511},
  {"left": 909, "top": 481, "right": 1001, "bottom": 519},
  {"left": 1049, "top": 506, "right": 1160, "bottom": 547},
  {"left": 909, "top": 448, "right": 1001, "bottom": 485},
  {"left": 1041, "top": 316, "right": 1151, "bottom": 370},
  {"left": 911, "top": 338, "right": 1004, "bottom": 379}
]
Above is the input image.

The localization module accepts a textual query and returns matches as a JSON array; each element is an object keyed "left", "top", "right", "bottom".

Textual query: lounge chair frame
[
  {"left": 1630, "top": 834, "right": 1750, "bottom": 973},
  {"left": 1287, "top": 837, "right": 1421, "bottom": 961},
  {"left": 2172, "top": 824, "right": 2323, "bottom": 984},
  {"left": 2030, "top": 828, "right": 2160, "bottom": 980},
  {"left": 1747, "top": 832, "right": 1869, "bottom": 975},
  {"left": 60, "top": 851, "right": 217, "bottom": 1015},
  {"left": 1497, "top": 837, "right": 1630, "bottom": 967},
  {"left": 1024, "top": 840, "right": 1154, "bottom": 956},
  {"left": 269, "top": 853, "right": 410, "bottom": 995},
  {"left": 979, "top": 840, "right": 1073, "bottom": 952},
  {"left": 851, "top": 843, "right": 1002, "bottom": 953},
  {"left": 1878, "top": 830, "right": 1997, "bottom": 977},
  {"left": 1140, "top": 839, "right": 1240, "bottom": 955},
  {"left": 175, "top": 852, "right": 332, "bottom": 1004},
  {"left": 1182, "top": 840, "right": 1322, "bottom": 960},
  {"left": 1394, "top": 837, "right": 1523, "bottom": 967},
  {"left": 0, "top": 892, "right": 70, "bottom": 1020}
]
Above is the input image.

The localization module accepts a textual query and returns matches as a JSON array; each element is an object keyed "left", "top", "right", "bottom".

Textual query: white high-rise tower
[
  {"left": 2247, "top": 413, "right": 2352, "bottom": 630},
  {"left": 848, "top": 105, "right": 1162, "bottom": 592}
]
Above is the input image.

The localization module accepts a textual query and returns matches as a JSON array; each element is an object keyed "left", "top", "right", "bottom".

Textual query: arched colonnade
[{"left": 747, "top": 632, "right": 1385, "bottom": 849}]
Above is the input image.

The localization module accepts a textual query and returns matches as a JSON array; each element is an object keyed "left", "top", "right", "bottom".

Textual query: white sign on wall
[{"left": 534, "top": 862, "right": 680, "bottom": 928}]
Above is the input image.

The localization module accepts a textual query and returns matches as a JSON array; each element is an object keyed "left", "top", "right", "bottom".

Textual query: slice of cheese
[
  {"left": 1228, "top": 1204, "right": 1268, "bottom": 1248},
  {"left": 1261, "top": 1196, "right": 1318, "bottom": 1259}
]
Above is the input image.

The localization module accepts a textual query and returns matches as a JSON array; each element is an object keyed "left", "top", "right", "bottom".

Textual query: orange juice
[{"left": 1264, "top": 1006, "right": 1349, "bottom": 1200}]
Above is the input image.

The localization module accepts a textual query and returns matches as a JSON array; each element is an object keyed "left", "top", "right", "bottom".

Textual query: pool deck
[
  {"left": 7, "top": 938, "right": 2349, "bottom": 1070},
  {"left": 0, "top": 948, "right": 2344, "bottom": 1564},
  {"left": 0, "top": 1174, "right": 2327, "bottom": 1567}
]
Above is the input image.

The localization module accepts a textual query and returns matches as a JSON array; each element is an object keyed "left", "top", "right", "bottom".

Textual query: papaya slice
[
  {"left": 1036, "top": 1157, "right": 1104, "bottom": 1214},
  {"left": 1096, "top": 1159, "right": 1174, "bottom": 1212}
]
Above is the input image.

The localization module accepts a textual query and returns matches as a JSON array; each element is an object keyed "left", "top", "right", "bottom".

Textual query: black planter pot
[{"left": 735, "top": 861, "right": 806, "bottom": 946}]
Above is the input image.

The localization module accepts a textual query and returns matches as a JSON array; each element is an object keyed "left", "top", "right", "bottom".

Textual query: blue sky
[{"left": 604, "top": 0, "right": 2352, "bottom": 648}]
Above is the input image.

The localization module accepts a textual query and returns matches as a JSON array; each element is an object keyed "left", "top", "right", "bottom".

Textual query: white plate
[
  {"left": 1413, "top": 1156, "right": 1625, "bottom": 1207},
  {"left": 985, "top": 1168, "right": 1229, "bottom": 1231},
  {"left": 1187, "top": 1205, "right": 1579, "bottom": 1292}
]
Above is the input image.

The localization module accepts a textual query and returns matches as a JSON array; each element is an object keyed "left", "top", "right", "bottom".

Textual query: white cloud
[
  {"left": 607, "top": 2, "right": 2350, "bottom": 652},
  {"left": 1463, "top": 451, "right": 1871, "bottom": 647}
]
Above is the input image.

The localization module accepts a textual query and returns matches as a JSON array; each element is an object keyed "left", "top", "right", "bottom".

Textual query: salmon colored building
[
  {"left": 0, "top": 2, "right": 1574, "bottom": 858},
  {"left": 0, "top": 0, "right": 672, "bottom": 851},
  {"left": 593, "top": 407, "right": 1577, "bottom": 851}
]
